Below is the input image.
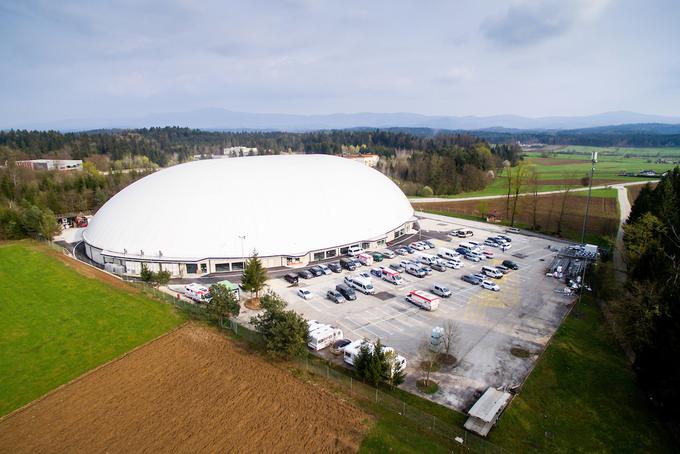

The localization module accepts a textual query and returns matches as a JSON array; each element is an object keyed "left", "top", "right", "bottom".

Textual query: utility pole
[
  {"left": 580, "top": 151, "right": 598, "bottom": 245},
  {"left": 238, "top": 235, "right": 246, "bottom": 259}
]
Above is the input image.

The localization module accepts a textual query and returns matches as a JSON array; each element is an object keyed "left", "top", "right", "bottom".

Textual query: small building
[
  {"left": 341, "top": 154, "right": 379, "bottom": 167},
  {"left": 16, "top": 159, "right": 83, "bottom": 171},
  {"left": 223, "top": 146, "right": 258, "bottom": 157},
  {"left": 637, "top": 170, "right": 658, "bottom": 177},
  {"left": 464, "top": 387, "right": 512, "bottom": 436}
]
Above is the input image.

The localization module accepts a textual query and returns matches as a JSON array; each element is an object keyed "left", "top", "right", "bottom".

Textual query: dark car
[
  {"left": 340, "top": 258, "right": 357, "bottom": 271},
  {"left": 498, "top": 234, "right": 512, "bottom": 243},
  {"left": 370, "top": 267, "right": 383, "bottom": 278},
  {"left": 495, "top": 265, "right": 510, "bottom": 274},
  {"left": 424, "top": 240, "right": 436, "bottom": 249},
  {"left": 351, "top": 258, "right": 362, "bottom": 268},
  {"left": 327, "top": 262, "right": 342, "bottom": 273},
  {"left": 431, "top": 262, "right": 446, "bottom": 272},
  {"left": 326, "top": 290, "right": 346, "bottom": 304},
  {"left": 336, "top": 283, "right": 357, "bottom": 301},
  {"left": 332, "top": 339, "right": 352, "bottom": 350},
  {"left": 502, "top": 259, "right": 519, "bottom": 270},
  {"left": 455, "top": 247, "right": 469, "bottom": 255},
  {"left": 405, "top": 245, "right": 416, "bottom": 254},
  {"left": 389, "top": 263, "right": 405, "bottom": 273},
  {"left": 283, "top": 273, "right": 299, "bottom": 284},
  {"left": 462, "top": 274, "right": 482, "bottom": 285},
  {"left": 371, "top": 252, "right": 384, "bottom": 262},
  {"left": 395, "top": 247, "right": 408, "bottom": 256},
  {"left": 308, "top": 266, "right": 324, "bottom": 277},
  {"left": 297, "top": 269, "right": 313, "bottom": 279}
]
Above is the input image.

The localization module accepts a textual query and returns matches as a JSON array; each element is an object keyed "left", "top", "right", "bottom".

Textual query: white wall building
[
  {"left": 16, "top": 159, "right": 83, "bottom": 171},
  {"left": 83, "top": 154, "right": 415, "bottom": 277}
]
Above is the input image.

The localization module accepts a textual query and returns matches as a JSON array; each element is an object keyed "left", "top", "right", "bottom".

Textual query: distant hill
[{"left": 7, "top": 108, "right": 680, "bottom": 132}]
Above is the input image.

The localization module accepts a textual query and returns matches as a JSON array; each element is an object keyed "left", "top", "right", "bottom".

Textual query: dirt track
[{"left": 0, "top": 324, "right": 370, "bottom": 454}]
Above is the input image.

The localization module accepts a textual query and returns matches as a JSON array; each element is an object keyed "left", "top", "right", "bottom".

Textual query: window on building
[
  {"left": 325, "top": 249, "right": 337, "bottom": 258},
  {"left": 339, "top": 246, "right": 350, "bottom": 255},
  {"left": 186, "top": 263, "right": 198, "bottom": 274},
  {"left": 361, "top": 242, "right": 370, "bottom": 249},
  {"left": 104, "top": 256, "right": 114, "bottom": 263},
  {"left": 313, "top": 252, "right": 325, "bottom": 261},
  {"left": 215, "top": 263, "right": 230, "bottom": 272},
  {"left": 377, "top": 239, "right": 386, "bottom": 246},
  {"left": 286, "top": 257, "right": 302, "bottom": 265},
  {"left": 232, "top": 262, "right": 245, "bottom": 271},
  {"left": 200, "top": 263, "right": 207, "bottom": 273}
]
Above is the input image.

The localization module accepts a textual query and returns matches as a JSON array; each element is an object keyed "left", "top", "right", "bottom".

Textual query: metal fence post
[{"left": 375, "top": 388, "right": 378, "bottom": 404}]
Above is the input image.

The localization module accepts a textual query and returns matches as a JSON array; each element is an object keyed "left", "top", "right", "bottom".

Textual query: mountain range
[{"left": 8, "top": 109, "right": 680, "bottom": 132}]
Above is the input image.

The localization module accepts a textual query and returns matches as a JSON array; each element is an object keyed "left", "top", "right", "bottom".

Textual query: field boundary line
[{"left": 0, "top": 321, "right": 189, "bottom": 424}]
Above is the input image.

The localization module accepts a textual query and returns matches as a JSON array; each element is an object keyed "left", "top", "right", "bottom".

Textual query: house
[
  {"left": 16, "top": 159, "right": 83, "bottom": 171},
  {"left": 464, "top": 388, "right": 512, "bottom": 436}
]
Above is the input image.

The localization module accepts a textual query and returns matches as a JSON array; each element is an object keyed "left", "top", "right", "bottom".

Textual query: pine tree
[{"left": 241, "top": 250, "right": 268, "bottom": 299}]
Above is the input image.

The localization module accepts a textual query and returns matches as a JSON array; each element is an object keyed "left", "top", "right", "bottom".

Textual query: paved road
[
  {"left": 613, "top": 185, "right": 633, "bottom": 282},
  {"left": 409, "top": 180, "right": 656, "bottom": 203}
]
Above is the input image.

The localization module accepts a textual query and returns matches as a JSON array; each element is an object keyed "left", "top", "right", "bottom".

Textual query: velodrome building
[{"left": 83, "top": 154, "right": 415, "bottom": 277}]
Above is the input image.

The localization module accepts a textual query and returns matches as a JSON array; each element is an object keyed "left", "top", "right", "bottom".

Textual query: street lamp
[{"left": 238, "top": 235, "right": 246, "bottom": 259}]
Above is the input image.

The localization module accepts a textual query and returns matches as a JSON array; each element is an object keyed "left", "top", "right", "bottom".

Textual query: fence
[{"left": 137, "top": 283, "right": 504, "bottom": 453}]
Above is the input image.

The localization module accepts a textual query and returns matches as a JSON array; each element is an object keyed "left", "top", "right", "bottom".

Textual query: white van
[
  {"left": 417, "top": 253, "right": 438, "bottom": 265},
  {"left": 347, "top": 276, "right": 375, "bottom": 294},
  {"left": 185, "top": 283, "right": 211, "bottom": 303},
  {"left": 405, "top": 263, "right": 426, "bottom": 278},
  {"left": 468, "top": 240, "right": 485, "bottom": 251},
  {"left": 357, "top": 252, "right": 374, "bottom": 266},
  {"left": 381, "top": 268, "right": 403, "bottom": 285},
  {"left": 437, "top": 247, "right": 459, "bottom": 261},
  {"left": 308, "top": 325, "right": 344, "bottom": 351},
  {"left": 432, "top": 283, "right": 452, "bottom": 298},
  {"left": 347, "top": 245, "right": 365, "bottom": 256},
  {"left": 482, "top": 265, "right": 503, "bottom": 279}
]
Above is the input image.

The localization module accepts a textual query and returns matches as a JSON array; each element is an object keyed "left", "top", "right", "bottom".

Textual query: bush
[
  {"left": 417, "top": 185, "right": 434, "bottom": 197},
  {"left": 250, "top": 293, "right": 308, "bottom": 359}
]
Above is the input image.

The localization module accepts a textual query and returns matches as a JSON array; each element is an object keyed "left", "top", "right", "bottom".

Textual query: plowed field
[{"left": 0, "top": 323, "right": 370, "bottom": 454}]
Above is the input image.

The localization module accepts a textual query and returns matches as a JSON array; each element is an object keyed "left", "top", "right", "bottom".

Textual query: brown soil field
[
  {"left": 414, "top": 193, "right": 619, "bottom": 237},
  {"left": 0, "top": 323, "right": 370, "bottom": 454}
]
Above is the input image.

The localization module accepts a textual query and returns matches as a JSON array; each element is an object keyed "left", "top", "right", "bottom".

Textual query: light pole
[
  {"left": 238, "top": 235, "right": 246, "bottom": 260},
  {"left": 580, "top": 151, "right": 598, "bottom": 245}
]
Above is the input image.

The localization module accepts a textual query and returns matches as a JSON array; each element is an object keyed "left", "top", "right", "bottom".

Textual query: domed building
[{"left": 83, "top": 154, "right": 415, "bottom": 277}]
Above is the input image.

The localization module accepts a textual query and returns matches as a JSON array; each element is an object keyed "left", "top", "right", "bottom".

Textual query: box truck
[{"left": 405, "top": 289, "right": 440, "bottom": 311}]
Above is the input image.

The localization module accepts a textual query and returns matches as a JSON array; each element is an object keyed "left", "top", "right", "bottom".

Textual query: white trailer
[
  {"left": 343, "top": 340, "right": 407, "bottom": 374},
  {"left": 185, "top": 283, "right": 211, "bottom": 303},
  {"left": 405, "top": 289, "right": 440, "bottom": 311},
  {"left": 308, "top": 325, "right": 344, "bottom": 351}
]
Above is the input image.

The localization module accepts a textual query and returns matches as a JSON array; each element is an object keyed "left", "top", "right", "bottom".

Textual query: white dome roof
[{"left": 83, "top": 154, "right": 413, "bottom": 260}]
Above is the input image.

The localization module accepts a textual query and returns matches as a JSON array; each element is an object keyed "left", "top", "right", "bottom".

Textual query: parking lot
[{"left": 260, "top": 212, "right": 574, "bottom": 412}]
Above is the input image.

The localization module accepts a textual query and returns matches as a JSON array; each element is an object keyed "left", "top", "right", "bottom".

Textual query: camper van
[
  {"left": 381, "top": 268, "right": 403, "bottom": 285},
  {"left": 405, "top": 289, "right": 440, "bottom": 311},
  {"left": 343, "top": 340, "right": 407, "bottom": 374},
  {"left": 308, "top": 324, "right": 344, "bottom": 351},
  {"left": 185, "top": 283, "right": 211, "bottom": 303},
  {"left": 357, "top": 252, "right": 374, "bottom": 266}
]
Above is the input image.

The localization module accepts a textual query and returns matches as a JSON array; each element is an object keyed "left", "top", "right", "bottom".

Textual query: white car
[
  {"left": 410, "top": 242, "right": 426, "bottom": 251},
  {"left": 319, "top": 264, "right": 332, "bottom": 275},
  {"left": 481, "top": 280, "right": 500, "bottom": 292},
  {"left": 297, "top": 288, "right": 313, "bottom": 300},
  {"left": 500, "top": 243, "right": 512, "bottom": 252},
  {"left": 400, "top": 259, "right": 414, "bottom": 268},
  {"left": 381, "top": 249, "right": 396, "bottom": 259},
  {"left": 358, "top": 271, "right": 372, "bottom": 281},
  {"left": 444, "top": 260, "right": 462, "bottom": 269}
]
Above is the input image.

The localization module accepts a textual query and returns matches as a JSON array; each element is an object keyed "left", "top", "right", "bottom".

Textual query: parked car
[
  {"left": 444, "top": 260, "right": 462, "bottom": 269},
  {"left": 431, "top": 262, "right": 446, "bottom": 272},
  {"left": 505, "top": 227, "right": 520, "bottom": 234},
  {"left": 424, "top": 239, "right": 436, "bottom": 249},
  {"left": 502, "top": 259, "right": 519, "bottom": 270},
  {"left": 472, "top": 273, "right": 487, "bottom": 281},
  {"left": 370, "top": 267, "right": 383, "bottom": 278},
  {"left": 484, "top": 239, "right": 499, "bottom": 247},
  {"left": 389, "top": 263, "right": 405, "bottom": 273},
  {"left": 347, "top": 245, "right": 365, "bottom": 256},
  {"left": 319, "top": 264, "right": 332, "bottom": 275},
  {"left": 327, "top": 262, "right": 342, "bottom": 273},
  {"left": 371, "top": 252, "right": 384, "bottom": 262},
  {"left": 500, "top": 243, "right": 512, "bottom": 252},
  {"left": 297, "top": 288, "right": 313, "bottom": 300},
  {"left": 410, "top": 242, "right": 425, "bottom": 251},
  {"left": 495, "top": 265, "right": 510, "bottom": 274},
  {"left": 297, "top": 269, "right": 313, "bottom": 279},
  {"left": 457, "top": 229, "right": 474, "bottom": 238},
  {"left": 421, "top": 265, "right": 433, "bottom": 275},
  {"left": 498, "top": 234, "right": 512, "bottom": 242},
  {"left": 432, "top": 283, "right": 452, "bottom": 297},
  {"left": 395, "top": 247, "right": 408, "bottom": 256},
  {"left": 464, "top": 253, "right": 481, "bottom": 262},
  {"left": 340, "top": 258, "right": 356, "bottom": 271},
  {"left": 382, "top": 249, "right": 396, "bottom": 259},
  {"left": 400, "top": 259, "right": 414, "bottom": 268},
  {"left": 336, "top": 283, "right": 357, "bottom": 301},
  {"left": 481, "top": 280, "right": 501, "bottom": 291},
  {"left": 283, "top": 273, "right": 299, "bottom": 284},
  {"left": 351, "top": 258, "right": 363, "bottom": 268},
  {"left": 482, "top": 251, "right": 495, "bottom": 259},
  {"left": 309, "top": 266, "right": 324, "bottom": 277},
  {"left": 358, "top": 271, "right": 372, "bottom": 281},
  {"left": 326, "top": 290, "right": 346, "bottom": 303},
  {"left": 462, "top": 274, "right": 482, "bottom": 285},
  {"left": 405, "top": 245, "right": 416, "bottom": 254}
]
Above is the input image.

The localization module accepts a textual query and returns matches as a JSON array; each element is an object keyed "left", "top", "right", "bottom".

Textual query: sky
[{"left": 1, "top": 0, "right": 680, "bottom": 127}]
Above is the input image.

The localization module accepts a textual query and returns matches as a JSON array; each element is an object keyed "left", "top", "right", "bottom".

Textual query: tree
[
  {"left": 440, "top": 320, "right": 460, "bottom": 364},
  {"left": 140, "top": 263, "right": 154, "bottom": 283},
  {"left": 154, "top": 269, "right": 171, "bottom": 286},
  {"left": 527, "top": 166, "right": 541, "bottom": 230},
  {"left": 417, "top": 185, "right": 434, "bottom": 197},
  {"left": 509, "top": 161, "right": 529, "bottom": 226},
  {"left": 207, "top": 283, "right": 240, "bottom": 327},
  {"left": 383, "top": 350, "right": 406, "bottom": 387},
  {"left": 241, "top": 250, "right": 268, "bottom": 300},
  {"left": 250, "top": 292, "right": 307, "bottom": 359},
  {"left": 417, "top": 336, "right": 440, "bottom": 387},
  {"left": 504, "top": 162, "right": 513, "bottom": 219},
  {"left": 556, "top": 173, "right": 578, "bottom": 235}
]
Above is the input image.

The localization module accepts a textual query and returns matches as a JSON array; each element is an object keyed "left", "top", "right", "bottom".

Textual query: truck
[
  {"left": 308, "top": 324, "right": 344, "bottom": 351},
  {"left": 405, "top": 289, "right": 440, "bottom": 311},
  {"left": 185, "top": 283, "right": 211, "bottom": 303},
  {"left": 381, "top": 267, "right": 403, "bottom": 285},
  {"left": 357, "top": 252, "right": 374, "bottom": 266}
]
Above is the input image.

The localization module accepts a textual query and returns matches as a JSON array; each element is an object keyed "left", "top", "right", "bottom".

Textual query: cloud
[{"left": 482, "top": 0, "right": 611, "bottom": 48}]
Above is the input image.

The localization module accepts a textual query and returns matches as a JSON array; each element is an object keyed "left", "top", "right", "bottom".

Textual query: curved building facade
[{"left": 83, "top": 154, "right": 415, "bottom": 277}]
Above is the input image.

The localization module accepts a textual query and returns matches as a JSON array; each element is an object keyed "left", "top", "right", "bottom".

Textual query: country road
[
  {"left": 613, "top": 185, "right": 633, "bottom": 282},
  {"left": 409, "top": 180, "right": 656, "bottom": 203}
]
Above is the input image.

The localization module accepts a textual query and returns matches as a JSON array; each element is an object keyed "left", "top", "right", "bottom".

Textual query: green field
[
  {"left": 488, "top": 295, "right": 675, "bottom": 452},
  {"left": 0, "top": 241, "right": 183, "bottom": 416}
]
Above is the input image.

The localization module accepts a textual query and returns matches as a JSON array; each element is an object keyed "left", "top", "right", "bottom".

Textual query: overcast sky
[{"left": 1, "top": 0, "right": 679, "bottom": 126}]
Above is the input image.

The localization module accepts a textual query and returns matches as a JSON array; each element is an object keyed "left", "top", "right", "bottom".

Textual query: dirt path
[
  {"left": 613, "top": 185, "right": 632, "bottom": 282},
  {"left": 0, "top": 323, "right": 370, "bottom": 454}
]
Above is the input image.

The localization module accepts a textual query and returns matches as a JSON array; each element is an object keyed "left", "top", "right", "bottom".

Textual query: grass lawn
[
  {"left": 0, "top": 241, "right": 184, "bottom": 416},
  {"left": 489, "top": 295, "right": 676, "bottom": 452}
]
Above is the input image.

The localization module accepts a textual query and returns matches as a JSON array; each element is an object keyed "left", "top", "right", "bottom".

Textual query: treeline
[
  {"left": 0, "top": 128, "right": 521, "bottom": 196},
  {"left": 618, "top": 168, "right": 680, "bottom": 427}
]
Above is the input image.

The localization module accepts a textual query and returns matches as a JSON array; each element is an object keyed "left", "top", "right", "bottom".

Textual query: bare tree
[
  {"left": 417, "top": 336, "right": 441, "bottom": 387},
  {"left": 510, "top": 161, "right": 530, "bottom": 226},
  {"left": 527, "top": 166, "right": 541, "bottom": 230},
  {"left": 504, "top": 161, "right": 513, "bottom": 220},
  {"left": 441, "top": 320, "right": 460, "bottom": 362}
]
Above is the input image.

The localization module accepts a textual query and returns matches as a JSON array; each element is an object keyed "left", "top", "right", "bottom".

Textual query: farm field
[
  {"left": 0, "top": 323, "right": 370, "bottom": 454},
  {"left": 0, "top": 241, "right": 183, "bottom": 416},
  {"left": 488, "top": 295, "right": 676, "bottom": 453},
  {"left": 413, "top": 192, "right": 619, "bottom": 238}
]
